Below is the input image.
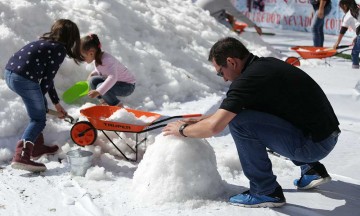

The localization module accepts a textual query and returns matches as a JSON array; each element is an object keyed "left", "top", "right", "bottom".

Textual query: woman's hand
[
  {"left": 54, "top": 103, "right": 67, "bottom": 119},
  {"left": 88, "top": 90, "right": 100, "bottom": 98},
  {"left": 317, "top": 10, "right": 324, "bottom": 19}
]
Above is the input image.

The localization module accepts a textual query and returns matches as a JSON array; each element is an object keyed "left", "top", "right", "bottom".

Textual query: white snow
[
  {"left": 0, "top": 0, "right": 359, "bottom": 216},
  {"left": 106, "top": 109, "right": 157, "bottom": 124}
]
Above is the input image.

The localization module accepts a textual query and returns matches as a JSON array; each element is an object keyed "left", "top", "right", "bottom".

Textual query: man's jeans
[
  {"left": 229, "top": 110, "right": 338, "bottom": 195},
  {"left": 89, "top": 76, "right": 135, "bottom": 106},
  {"left": 4, "top": 69, "right": 46, "bottom": 143},
  {"left": 311, "top": 3, "right": 332, "bottom": 47}
]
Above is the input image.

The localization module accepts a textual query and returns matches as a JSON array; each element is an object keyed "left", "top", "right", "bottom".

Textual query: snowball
[
  {"left": 85, "top": 165, "right": 113, "bottom": 181},
  {"left": 0, "top": 148, "right": 12, "bottom": 163},
  {"left": 132, "top": 134, "right": 225, "bottom": 204}
]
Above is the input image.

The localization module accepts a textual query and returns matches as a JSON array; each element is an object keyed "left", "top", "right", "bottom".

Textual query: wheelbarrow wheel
[{"left": 70, "top": 121, "right": 97, "bottom": 146}]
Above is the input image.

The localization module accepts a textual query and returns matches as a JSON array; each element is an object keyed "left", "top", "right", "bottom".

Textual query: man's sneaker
[
  {"left": 229, "top": 186, "right": 286, "bottom": 208},
  {"left": 294, "top": 163, "right": 331, "bottom": 190}
]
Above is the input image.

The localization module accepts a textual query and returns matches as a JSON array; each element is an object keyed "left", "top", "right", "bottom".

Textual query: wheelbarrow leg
[{"left": 101, "top": 130, "right": 136, "bottom": 162}]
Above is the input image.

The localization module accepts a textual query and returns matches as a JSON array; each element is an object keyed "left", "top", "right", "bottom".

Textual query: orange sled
[
  {"left": 285, "top": 45, "right": 351, "bottom": 66},
  {"left": 233, "top": 21, "right": 248, "bottom": 32},
  {"left": 70, "top": 105, "right": 201, "bottom": 161}
]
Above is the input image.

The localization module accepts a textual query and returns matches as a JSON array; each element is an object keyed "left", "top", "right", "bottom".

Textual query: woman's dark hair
[
  {"left": 208, "top": 37, "right": 249, "bottom": 66},
  {"left": 40, "top": 19, "right": 83, "bottom": 64},
  {"left": 339, "top": 0, "right": 359, "bottom": 19},
  {"left": 81, "top": 34, "right": 103, "bottom": 65}
]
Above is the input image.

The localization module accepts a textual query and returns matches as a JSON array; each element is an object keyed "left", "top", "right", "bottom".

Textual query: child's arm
[
  {"left": 87, "top": 70, "right": 100, "bottom": 80},
  {"left": 333, "top": 27, "right": 348, "bottom": 49}
]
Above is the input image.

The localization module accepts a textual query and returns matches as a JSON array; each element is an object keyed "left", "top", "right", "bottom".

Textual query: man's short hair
[{"left": 208, "top": 37, "right": 249, "bottom": 66}]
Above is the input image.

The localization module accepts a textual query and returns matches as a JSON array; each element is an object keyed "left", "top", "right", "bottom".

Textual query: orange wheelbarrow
[
  {"left": 70, "top": 106, "right": 201, "bottom": 161},
  {"left": 285, "top": 45, "right": 351, "bottom": 66}
]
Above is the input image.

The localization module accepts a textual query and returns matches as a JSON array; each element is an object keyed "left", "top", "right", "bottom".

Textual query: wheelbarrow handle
[
  {"left": 150, "top": 114, "right": 202, "bottom": 126},
  {"left": 336, "top": 45, "right": 352, "bottom": 49},
  {"left": 324, "top": 45, "right": 352, "bottom": 51},
  {"left": 139, "top": 114, "right": 202, "bottom": 133},
  {"left": 47, "top": 109, "right": 76, "bottom": 124}
]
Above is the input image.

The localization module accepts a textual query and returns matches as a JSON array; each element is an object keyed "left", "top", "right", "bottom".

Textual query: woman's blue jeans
[
  {"left": 311, "top": 3, "right": 332, "bottom": 47},
  {"left": 89, "top": 76, "right": 135, "bottom": 106},
  {"left": 4, "top": 69, "right": 46, "bottom": 143},
  {"left": 351, "top": 35, "right": 360, "bottom": 67},
  {"left": 229, "top": 110, "right": 338, "bottom": 195}
]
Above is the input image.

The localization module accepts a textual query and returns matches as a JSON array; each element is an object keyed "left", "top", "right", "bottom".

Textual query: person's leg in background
[
  {"left": 311, "top": 3, "right": 332, "bottom": 47},
  {"left": 351, "top": 35, "right": 360, "bottom": 69}
]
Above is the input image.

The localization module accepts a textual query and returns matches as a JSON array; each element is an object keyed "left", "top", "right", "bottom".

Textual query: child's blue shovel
[{"left": 62, "top": 81, "right": 89, "bottom": 104}]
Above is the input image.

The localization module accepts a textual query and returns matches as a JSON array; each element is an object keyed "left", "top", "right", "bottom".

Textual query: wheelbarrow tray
[
  {"left": 80, "top": 106, "right": 161, "bottom": 133},
  {"left": 291, "top": 46, "right": 336, "bottom": 59}
]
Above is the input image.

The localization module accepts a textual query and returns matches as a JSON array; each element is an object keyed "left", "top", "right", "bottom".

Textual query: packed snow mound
[
  {"left": 106, "top": 108, "right": 157, "bottom": 124},
  {"left": 0, "top": 0, "right": 279, "bottom": 111},
  {"left": 132, "top": 134, "right": 225, "bottom": 204}
]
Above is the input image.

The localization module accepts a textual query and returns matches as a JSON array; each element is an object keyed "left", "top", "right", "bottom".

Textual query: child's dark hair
[
  {"left": 81, "top": 34, "right": 103, "bottom": 65},
  {"left": 339, "top": 0, "right": 359, "bottom": 19},
  {"left": 40, "top": 19, "right": 83, "bottom": 64}
]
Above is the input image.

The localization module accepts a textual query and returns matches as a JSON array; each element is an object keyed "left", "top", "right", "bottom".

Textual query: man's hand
[{"left": 162, "top": 120, "right": 186, "bottom": 137}]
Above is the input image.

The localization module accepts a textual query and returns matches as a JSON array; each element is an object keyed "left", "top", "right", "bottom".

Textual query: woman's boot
[
  {"left": 11, "top": 140, "right": 47, "bottom": 172},
  {"left": 31, "top": 133, "right": 59, "bottom": 159}
]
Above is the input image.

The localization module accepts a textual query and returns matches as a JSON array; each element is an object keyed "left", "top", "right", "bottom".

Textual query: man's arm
[{"left": 162, "top": 109, "right": 236, "bottom": 138}]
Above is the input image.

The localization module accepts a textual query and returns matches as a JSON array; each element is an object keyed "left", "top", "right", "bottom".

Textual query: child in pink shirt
[{"left": 81, "top": 34, "right": 136, "bottom": 106}]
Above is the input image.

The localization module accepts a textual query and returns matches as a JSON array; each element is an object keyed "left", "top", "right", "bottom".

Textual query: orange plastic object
[
  {"left": 285, "top": 57, "right": 301, "bottom": 66},
  {"left": 291, "top": 46, "right": 336, "bottom": 59},
  {"left": 71, "top": 121, "right": 97, "bottom": 146},
  {"left": 181, "top": 114, "right": 202, "bottom": 118},
  {"left": 80, "top": 106, "right": 161, "bottom": 132},
  {"left": 233, "top": 21, "right": 248, "bottom": 32}
]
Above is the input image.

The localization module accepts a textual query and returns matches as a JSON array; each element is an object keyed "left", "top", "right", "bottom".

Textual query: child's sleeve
[
  {"left": 40, "top": 44, "right": 66, "bottom": 104},
  {"left": 96, "top": 62, "right": 118, "bottom": 95}
]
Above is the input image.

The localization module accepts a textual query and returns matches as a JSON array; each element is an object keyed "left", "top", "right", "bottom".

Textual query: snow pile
[
  {"left": 85, "top": 166, "right": 114, "bottom": 181},
  {"left": 132, "top": 134, "right": 225, "bottom": 204},
  {"left": 355, "top": 80, "right": 360, "bottom": 93},
  {"left": 106, "top": 108, "right": 157, "bottom": 125},
  {"left": 0, "top": 148, "right": 12, "bottom": 164}
]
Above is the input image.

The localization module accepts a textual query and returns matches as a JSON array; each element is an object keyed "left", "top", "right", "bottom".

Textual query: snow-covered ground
[{"left": 0, "top": 0, "right": 359, "bottom": 215}]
